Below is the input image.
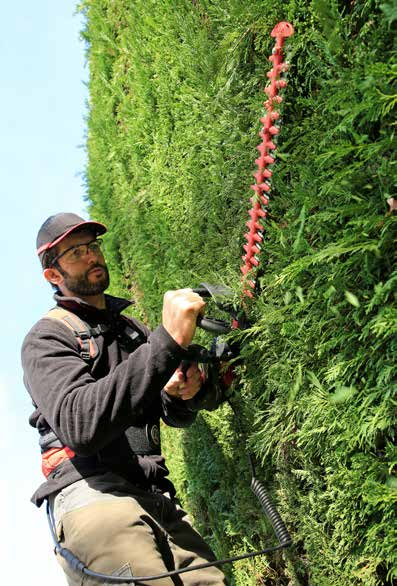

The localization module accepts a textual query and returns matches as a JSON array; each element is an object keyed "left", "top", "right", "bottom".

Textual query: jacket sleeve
[
  {"left": 160, "top": 390, "right": 197, "bottom": 427},
  {"left": 22, "top": 318, "right": 186, "bottom": 456}
]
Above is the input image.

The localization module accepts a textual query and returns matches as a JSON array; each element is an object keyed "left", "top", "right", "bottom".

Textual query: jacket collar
[{"left": 53, "top": 292, "right": 133, "bottom": 321}]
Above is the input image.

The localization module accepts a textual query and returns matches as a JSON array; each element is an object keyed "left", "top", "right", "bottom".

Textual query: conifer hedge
[{"left": 79, "top": 1, "right": 396, "bottom": 583}]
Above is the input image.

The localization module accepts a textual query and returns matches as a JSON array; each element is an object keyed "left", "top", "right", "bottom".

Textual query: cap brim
[{"left": 37, "top": 221, "right": 107, "bottom": 256}]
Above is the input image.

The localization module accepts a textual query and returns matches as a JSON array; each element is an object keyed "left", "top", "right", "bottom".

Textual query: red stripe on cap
[
  {"left": 37, "top": 220, "right": 107, "bottom": 256},
  {"left": 37, "top": 242, "right": 52, "bottom": 255}
]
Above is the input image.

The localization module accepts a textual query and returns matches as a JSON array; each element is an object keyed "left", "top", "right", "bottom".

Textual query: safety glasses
[{"left": 51, "top": 239, "right": 103, "bottom": 265}]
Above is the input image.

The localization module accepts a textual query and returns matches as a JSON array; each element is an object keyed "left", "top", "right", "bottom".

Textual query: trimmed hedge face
[{"left": 79, "top": 0, "right": 396, "bottom": 584}]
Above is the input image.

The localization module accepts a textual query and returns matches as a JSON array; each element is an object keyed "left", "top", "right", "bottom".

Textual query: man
[{"left": 22, "top": 213, "right": 227, "bottom": 585}]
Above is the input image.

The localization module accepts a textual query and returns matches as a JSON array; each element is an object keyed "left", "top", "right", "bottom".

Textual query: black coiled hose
[{"left": 251, "top": 477, "right": 292, "bottom": 547}]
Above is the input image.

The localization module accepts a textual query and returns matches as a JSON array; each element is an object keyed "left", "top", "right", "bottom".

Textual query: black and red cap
[{"left": 37, "top": 212, "right": 107, "bottom": 262}]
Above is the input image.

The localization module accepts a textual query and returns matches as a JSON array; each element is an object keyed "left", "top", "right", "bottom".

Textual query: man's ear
[{"left": 43, "top": 267, "right": 64, "bottom": 288}]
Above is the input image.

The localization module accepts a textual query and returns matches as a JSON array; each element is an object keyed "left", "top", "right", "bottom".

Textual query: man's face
[{"left": 48, "top": 229, "right": 110, "bottom": 297}]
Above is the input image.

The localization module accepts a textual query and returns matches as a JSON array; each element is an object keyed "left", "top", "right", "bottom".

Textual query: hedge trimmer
[
  {"left": 48, "top": 21, "right": 294, "bottom": 584},
  {"left": 190, "top": 17, "right": 295, "bottom": 563}
]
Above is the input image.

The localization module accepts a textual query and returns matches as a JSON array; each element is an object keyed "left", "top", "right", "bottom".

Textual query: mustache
[{"left": 86, "top": 263, "right": 108, "bottom": 276}]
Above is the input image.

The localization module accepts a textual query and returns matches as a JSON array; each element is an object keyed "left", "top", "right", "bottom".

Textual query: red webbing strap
[{"left": 42, "top": 446, "right": 76, "bottom": 478}]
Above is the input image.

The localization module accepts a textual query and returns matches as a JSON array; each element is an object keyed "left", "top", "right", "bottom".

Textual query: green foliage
[{"left": 79, "top": 0, "right": 396, "bottom": 583}]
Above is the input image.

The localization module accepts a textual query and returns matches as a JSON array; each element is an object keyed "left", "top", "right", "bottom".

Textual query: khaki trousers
[{"left": 49, "top": 472, "right": 228, "bottom": 586}]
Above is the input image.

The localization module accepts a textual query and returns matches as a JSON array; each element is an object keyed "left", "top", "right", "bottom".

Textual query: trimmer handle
[
  {"left": 197, "top": 316, "right": 232, "bottom": 334},
  {"left": 192, "top": 286, "right": 212, "bottom": 298},
  {"left": 192, "top": 283, "right": 235, "bottom": 333}
]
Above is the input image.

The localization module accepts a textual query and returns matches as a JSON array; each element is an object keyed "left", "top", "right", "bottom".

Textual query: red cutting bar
[{"left": 240, "top": 22, "right": 294, "bottom": 298}]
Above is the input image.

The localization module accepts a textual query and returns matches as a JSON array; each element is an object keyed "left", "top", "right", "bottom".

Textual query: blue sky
[{"left": 1, "top": 3, "right": 88, "bottom": 583}]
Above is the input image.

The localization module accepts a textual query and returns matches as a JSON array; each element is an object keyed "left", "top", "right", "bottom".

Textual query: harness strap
[
  {"left": 45, "top": 307, "right": 100, "bottom": 360},
  {"left": 42, "top": 446, "right": 76, "bottom": 478},
  {"left": 40, "top": 307, "right": 150, "bottom": 478},
  {"left": 39, "top": 308, "right": 99, "bottom": 476}
]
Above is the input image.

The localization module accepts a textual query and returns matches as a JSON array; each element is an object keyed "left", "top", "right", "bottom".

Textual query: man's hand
[
  {"left": 164, "top": 363, "right": 203, "bottom": 401},
  {"left": 162, "top": 288, "right": 206, "bottom": 348}
]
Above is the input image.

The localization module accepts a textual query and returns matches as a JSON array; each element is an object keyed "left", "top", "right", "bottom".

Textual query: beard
[{"left": 58, "top": 263, "right": 110, "bottom": 297}]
